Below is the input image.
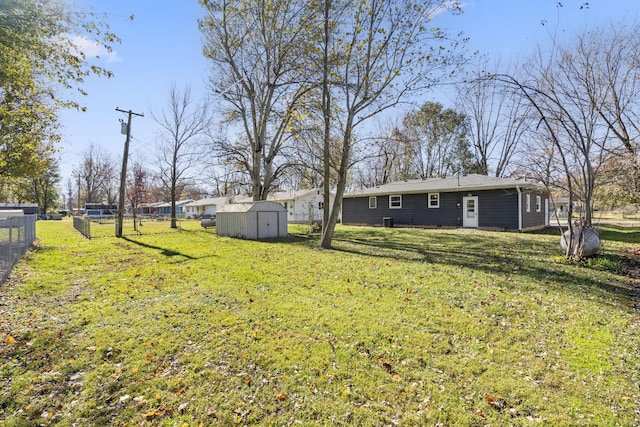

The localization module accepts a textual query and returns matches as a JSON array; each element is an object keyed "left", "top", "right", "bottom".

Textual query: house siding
[
  {"left": 344, "top": 189, "right": 533, "bottom": 230},
  {"left": 476, "top": 189, "right": 519, "bottom": 230},
  {"left": 521, "top": 190, "right": 548, "bottom": 230},
  {"left": 343, "top": 192, "right": 460, "bottom": 227}
]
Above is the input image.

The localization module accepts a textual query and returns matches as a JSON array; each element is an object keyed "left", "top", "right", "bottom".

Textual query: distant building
[
  {"left": 235, "top": 189, "right": 335, "bottom": 224},
  {"left": 183, "top": 197, "right": 231, "bottom": 218}
]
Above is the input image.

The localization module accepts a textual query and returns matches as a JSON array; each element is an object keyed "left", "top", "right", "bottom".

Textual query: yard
[{"left": 1, "top": 219, "right": 639, "bottom": 426}]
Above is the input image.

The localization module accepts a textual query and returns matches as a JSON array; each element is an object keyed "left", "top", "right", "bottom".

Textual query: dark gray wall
[
  {"left": 343, "top": 192, "right": 461, "bottom": 227},
  {"left": 521, "top": 190, "right": 548, "bottom": 229},
  {"left": 343, "top": 188, "right": 547, "bottom": 230}
]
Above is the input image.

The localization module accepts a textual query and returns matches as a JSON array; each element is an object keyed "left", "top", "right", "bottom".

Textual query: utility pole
[
  {"left": 76, "top": 173, "right": 81, "bottom": 216},
  {"left": 115, "top": 107, "right": 144, "bottom": 237}
]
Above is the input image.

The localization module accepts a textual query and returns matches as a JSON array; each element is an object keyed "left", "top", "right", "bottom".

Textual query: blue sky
[{"left": 58, "top": 0, "right": 639, "bottom": 185}]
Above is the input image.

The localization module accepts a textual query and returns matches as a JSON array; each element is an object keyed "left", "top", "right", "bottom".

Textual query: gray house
[{"left": 342, "top": 174, "right": 549, "bottom": 231}]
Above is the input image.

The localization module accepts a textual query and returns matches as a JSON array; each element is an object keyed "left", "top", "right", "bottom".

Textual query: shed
[
  {"left": 216, "top": 201, "right": 288, "bottom": 239},
  {"left": 0, "top": 210, "right": 25, "bottom": 219}
]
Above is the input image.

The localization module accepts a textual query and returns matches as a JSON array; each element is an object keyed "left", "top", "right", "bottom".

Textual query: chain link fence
[
  {"left": 73, "top": 216, "right": 92, "bottom": 239},
  {"left": 0, "top": 215, "right": 37, "bottom": 285}
]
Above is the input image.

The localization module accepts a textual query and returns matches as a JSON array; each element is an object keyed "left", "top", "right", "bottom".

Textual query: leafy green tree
[
  {"left": 9, "top": 158, "right": 60, "bottom": 214},
  {"left": 397, "top": 101, "right": 473, "bottom": 179},
  {"left": 0, "top": 0, "right": 121, "bottom": 178}
]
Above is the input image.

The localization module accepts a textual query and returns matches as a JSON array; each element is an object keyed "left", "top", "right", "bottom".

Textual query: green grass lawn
[{"left": 1, "top": 219, "right": 639, "bottom": 426}]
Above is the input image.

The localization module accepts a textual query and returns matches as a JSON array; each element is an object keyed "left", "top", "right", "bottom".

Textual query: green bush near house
[{"left": 1, "top": 220, "right": 638, "bottom": 426}]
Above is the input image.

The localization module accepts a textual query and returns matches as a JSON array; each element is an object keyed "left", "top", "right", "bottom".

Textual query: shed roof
[
  {"left": 217, "top": 201, "right": 287, "bottom": 213},
  {"left": 345, "top": 174, "right": 543, "bottom": 197}
]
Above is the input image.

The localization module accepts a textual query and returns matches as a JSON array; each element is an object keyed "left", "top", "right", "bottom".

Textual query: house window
[
  {"left": 369, "top": 196, "right": 377, "bottom": 209},
  {"left": 389, "top": 195, "right": 402, "bottom": 209},
  {"left": 526, "top": 194, "right": 531, "bottom": 212},
  {"left": 536, "top": 195, "right": 541, "bottom": 212},
  {"left": 319, "top": 202, "right": 324, "bottom": 210},
  {"left": 428, "top": 193, "right": 440, "bottom": 208}
]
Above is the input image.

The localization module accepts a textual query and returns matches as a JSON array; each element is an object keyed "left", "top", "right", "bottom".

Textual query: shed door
[
  {"left": 462, "top": 196, "right": 478, "bottom": 228},
  {"left": 257, "top": 211, "right": 278, "bottom": 238}
]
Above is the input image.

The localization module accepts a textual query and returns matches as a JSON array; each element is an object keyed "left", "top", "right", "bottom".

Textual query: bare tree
[
  {"left": 153, "top": 84, "right": 211, "bottom": 228},
  {"left": 199, "top": 0, "right": 316, "bottom": 200},
  {"left": 318, "top": 0, "right": 467, "bottom": 248},
  {"left": 126, "top": 161, "right": 151, "bottom": 231},
  {"left": 74, "top": 143, "right": 117, "bottom": 207},
  {"left": 577, "top": 24, "right": 640, "bottom": 208},
  {"left": 457, "top": 71, "right": 532, "bottom": 177},
  {"left": 496, "top": 37, "right": 613, "bottom": 259}
]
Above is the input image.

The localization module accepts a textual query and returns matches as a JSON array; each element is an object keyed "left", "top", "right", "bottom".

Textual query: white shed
[{"left": 216, "top": 201, "right": 288, "bottom": 239}]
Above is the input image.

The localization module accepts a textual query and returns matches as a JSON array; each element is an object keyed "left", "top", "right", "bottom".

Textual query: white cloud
[
  {"left": 67, "top": 35, "right": 122, "bottom": 63},
  {"left": 430, "top": 1, "right": 467, "bottom": 18}
]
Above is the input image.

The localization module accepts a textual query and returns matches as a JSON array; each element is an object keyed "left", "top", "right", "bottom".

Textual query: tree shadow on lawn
[
  {"left": 121, "top": 236, "right": 214, "bottom": 261},
  {"left": 328, "top": 228, "right": 640, "bottom": 311},
  {"left": 596, "top": 225, "right": 640, "bottom": 245},
  {"left": 530, "top": 224, "right": 640, "bottom": 245}
]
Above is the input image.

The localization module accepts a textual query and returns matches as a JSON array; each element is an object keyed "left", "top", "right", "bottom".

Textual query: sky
[{"left": 57, "top": 0, "right": 640, "bottom": 186}]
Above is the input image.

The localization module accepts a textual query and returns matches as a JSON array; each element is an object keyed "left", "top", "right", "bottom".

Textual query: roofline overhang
[{"left": 344, "top": 183, "right": 543, "bottom": 198}]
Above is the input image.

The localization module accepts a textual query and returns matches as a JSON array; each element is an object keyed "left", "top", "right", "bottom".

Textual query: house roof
[
  {"left": 183, "top": 197, "right": 230, "bottom": 208},
  {"left": 344, "top": 174, "right": 543, "bottom": 198},
  {"left": 217, "top": 201, "right": 287, "bottom": 213},
  {"left": 154, "top": 199, "right": 195, "bottom": 208},
  {"left": 268, "top": 189, "right": 322, "bottom": 201},
  {"left": 232, "top": 189, "right": 324, "bottom": 204}
]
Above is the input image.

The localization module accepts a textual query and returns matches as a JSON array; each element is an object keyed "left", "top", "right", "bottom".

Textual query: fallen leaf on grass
[
  {"left": 485, "top": 395, "right": 506, "bottom": 410},
  {"left": 276, "top": 392, "right": 287, "bottom": 401},
  {"left": 143, "top": 408, "right": 162, "bottom": 419},
  {"left": 5, "top": 335, "right": 15, "bottom": 346}
]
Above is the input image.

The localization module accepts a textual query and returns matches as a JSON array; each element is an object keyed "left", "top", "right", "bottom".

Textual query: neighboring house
[
  {"left": 342, "top": 174, "right": 549, "bottom": 231},
  {"left": 84, "top": 203, "right": 117, "bottom": 217},
  {"left": 183, "top": 197, "right": 230, "bottom": 218},
  {"left": 550, "top": 197, "right": 570, "bottom": 219},
  {"left": 154, "top": 200, "right": 195, "bottom": 217},
  {"left": 236, "top": 189, "right": 335, "bottom": 224},
  {"left": 137, "top": 201, "right": 165, "bottom": 216}
]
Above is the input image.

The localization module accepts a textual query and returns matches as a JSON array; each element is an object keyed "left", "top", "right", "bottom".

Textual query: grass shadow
[
  {"left": 121, "top": 236, "right": 200, "bottom": 260},
  {"left": 322, "top": 227, "right": 640, "bottom": 311}
]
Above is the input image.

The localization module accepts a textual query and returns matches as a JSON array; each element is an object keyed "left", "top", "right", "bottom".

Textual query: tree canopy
[{"left": 0, "top": 0, "right": 120, "bottom": 180}]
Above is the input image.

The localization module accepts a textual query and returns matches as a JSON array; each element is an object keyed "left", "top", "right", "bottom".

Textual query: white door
[
  {"left": 463, "top": 196, "right": 478, "bottom": 228},
  {"left": 257, "top": 211, "right": 278, "bottom": 238}
]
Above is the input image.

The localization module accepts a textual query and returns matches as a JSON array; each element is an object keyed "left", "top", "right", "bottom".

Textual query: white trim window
[
  {"left": 526, "top": 194, "right": 531, "bottom": 212},
  {"left": 389, "top": 195, "right": 402, "bottom": 209},
  {"left": 428, "top": 193, "right": 440, "bottom": 208},
  {"left": 368, "top": 196, "right": 377, "bottom": 209},
  {"left": 536, "top": 195, "right": 541, "bottom": 212}
]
